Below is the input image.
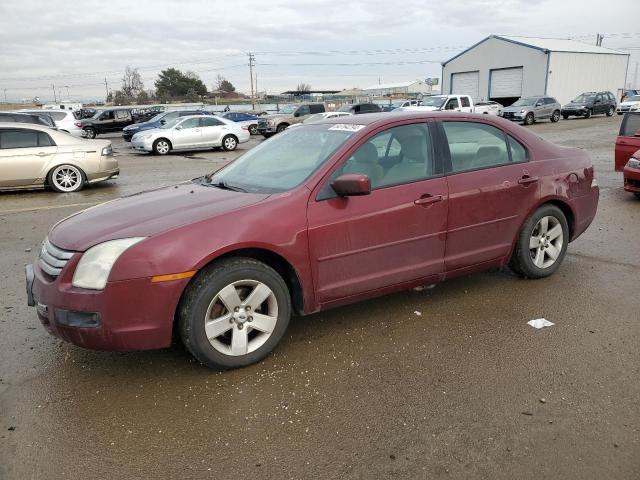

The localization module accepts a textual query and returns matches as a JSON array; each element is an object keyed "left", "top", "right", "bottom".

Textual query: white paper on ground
[{"left": 527, "top": 318, "right": 554, "bottom": 329}]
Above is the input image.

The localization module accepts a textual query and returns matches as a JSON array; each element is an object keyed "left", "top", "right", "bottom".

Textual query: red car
[
  {"left": 26, "top": 112, "right": 599, "bottom": 369},
  {"left": 615, "top": 113, "right": 640, "bottom": 197}
]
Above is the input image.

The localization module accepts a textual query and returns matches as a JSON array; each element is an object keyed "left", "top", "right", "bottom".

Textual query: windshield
[
  {"left": 147, "top": 113, "right": 166, "bottom": 123},
  {"left": 626, "top": 95, "right": 640, "bottom": 102},
  {"left": 512, "top": 97, "right": 537, "bottom": 107},
  {"left": 421, "top": 96, "right": 447, "bottom": 107},
  {"left": 91, "top": 109, "right": 104, "bottom": 118},
  {"left": 278, "top": 105, "right": 296, "bottom": 114},
  {"left": 303, "top": 113, "right": 325, "bottom": 124},
  {"left": 572, "top": 94, "right": 596, "bottom": 103},
  {"left": 160, "top": 118, "right": 182, "bottom": 129},
  {"left": 205, "top": 124, "right": 356, "bottom": 193}
]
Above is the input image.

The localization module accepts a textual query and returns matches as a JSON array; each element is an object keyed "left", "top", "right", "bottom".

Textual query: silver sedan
[{"left": 131, "top": 115, "right": 250, "bottom": 155}]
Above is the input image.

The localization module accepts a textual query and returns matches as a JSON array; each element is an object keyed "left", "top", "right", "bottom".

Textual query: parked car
[
  {"left": 386, "top": 99, "right": 422, "bottom": 111},
  {"left": 614, "top": 112, "right": 640, "bottom": 174},
  {"left": 0, "top": 111, "right": 56, "bottom": 129},
  {"left": 339, "top": 103, "right": 382, "bottom": 114},
  {"left": 80, "top": 108, "right": 134, "bottom": 138},
  {"left": 474, "top": 101, "right": 503, "bottom": 115},
  {"left": 617, "top": 95, "right": 640, "bottom": 115},
  {"left": 287, "top": 111, "right": 353, "bottom": 129},
  {"left": 122, "top": 110, "right": 212, "bottom": 142},
  {"left": 500, "top": 96, "right": 561, "bottom": 125},
  {"left": 20, "top": 109, "right": 84, "bottom": 137},
  {"left": 132, "top": 106, "right": 165, "bottom": 123},
  {"left": 131, "top": 115, "right": 249, "bottom": 154},
  {"left": 0, "top": 123, "right": 118, "bottom": 192},
  {"left": 221, "top": 112, "right": 259, "bottom": 135},
  {"left": 621, "top": 89, "right": 640, "bottom": 102},
  {"left": 623, "top": 149, "right": 640, "bottom": 198},
  {"left": 397, "top": 95, "right": 474, "bottom": 113},
  {"left": 256, "top": 103, "right": 325, "bottom": 137},
  {"left": 561, "top": 91, "right": 616, "bottom": 119},
  {"left": 25, "top": 112, "right": 599, "bottom": 369}
]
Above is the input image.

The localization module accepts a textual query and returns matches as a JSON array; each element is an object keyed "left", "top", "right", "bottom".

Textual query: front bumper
[
  {"left": 623, "top": 165, "right": 640, "bottom": 193},
  {"left": 561, "top": 108, "right": 587, "bottom": 116},
  {"left": 501, "top": 112, "right": 525, "bottom": 121},
  {"left": 131, "top": 137, "right": 154, "bottom": 152},
  {"left": 122, "top": 133, "right": 135, "bottom": 142},
  {"left": 26, "top": 257, "right": 189, "bottom": 351}
]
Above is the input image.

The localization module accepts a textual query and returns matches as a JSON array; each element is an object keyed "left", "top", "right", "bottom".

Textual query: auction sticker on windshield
[{"left": 328, "top": 124, "right": 366, "bottom": 132}]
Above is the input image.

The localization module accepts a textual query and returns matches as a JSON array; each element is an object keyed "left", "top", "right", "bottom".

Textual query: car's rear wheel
[
  {"left": 584, "top": 109, "right": 592, "bottom": 119},
  {"left": 153, "top": 138, "right": 171, "bottom": 155},
  {"left": 510, "top": 205, "right": 569, "bottom": 279},
  {"left": 83, "top": 127, "right": 97, "bottom": 139},
  {"left": 606, "top": 106, "right": 615, "bottom": 117},
  {"left": 179, "top": 258, "right": 291, "bottom": 369},
  {"left": 48, "top": 164, "right": 85, "bottom": 192},
  {"left": 550, "top": 110, "right": 560, "bottom": 122},
  {"left": 524, "top": 113, "right": 534, "bottom": 125},
  {"left": 249, "top": 124, "right": 258, "bottom": 135},
  {"left": 222, "top": 135, "right": 238, "bottom": 151}
]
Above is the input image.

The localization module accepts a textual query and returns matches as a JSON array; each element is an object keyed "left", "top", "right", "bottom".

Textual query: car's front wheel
[
  {"left": 562, "top": 114, "right": 569, "bottom": 120},
  {"left": 276, "top": 123, "right": 288, "bottom": 133},
  {"left": 48, "top": 164, "right": 85, "bottom": 192},
  {"left": 606, "top": 106, "right": 615, "bottom": 117},
  {"left": 584, "top": 109, "right": 592, "bottom": 119},
  {"left": 550, "top": 110, "right": 560, "bottom": 122},
  {"left": 524, "top": 113, "right": 535, "bottom": 125},
  {"left": 153, "top": 138, "right": 171, "bottom": 155},
  {"left": 222, "top": 135, "right": 238, "bottom": 151},
  {"left": 510, "top": 204, "right": 569, "bottom": 279},
  {"left": 179, "top": 258, "right": 292, "bottom": 369}
]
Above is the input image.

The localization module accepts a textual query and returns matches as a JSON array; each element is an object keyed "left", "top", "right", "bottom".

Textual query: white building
[
  {"left": 441, "top": 35, "right": 629, "bottom": 105},
  {"left": 363, "top": 80, "right": 435, "bottom": 96}
]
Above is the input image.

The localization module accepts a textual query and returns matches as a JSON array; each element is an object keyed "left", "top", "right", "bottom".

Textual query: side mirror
[
  {"left": 175, "top": 125, "right": 183, "bottom": 130},
  {"left": 634, "top": 129, "right": 640, "bottom": 137},
  {"left": 160, "top": 120, "right": 166, "bottom": 125},
  {"left": 331, "top": 174, "right": 371, "bottom": 197}
]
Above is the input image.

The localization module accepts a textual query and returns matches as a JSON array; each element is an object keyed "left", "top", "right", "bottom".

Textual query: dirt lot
[{"left": 0, "top": 116, "right": 638, "bottom": 479}]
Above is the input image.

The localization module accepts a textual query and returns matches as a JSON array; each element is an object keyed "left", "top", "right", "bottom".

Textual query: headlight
[
  {"left": 72, "top": 238, "right": 145, "bottom": 290},
  {"left": 627, "top": 158, "right": 640, "bottom": 169},
  {"left": 267, "top": 119, "right": 276, "bottom": 126},
  {"left": 101, "top": 145, "right": 112, "bottom": 156},
  {"left": 520, "top": 110, "right": 526, "bottom": 114}
]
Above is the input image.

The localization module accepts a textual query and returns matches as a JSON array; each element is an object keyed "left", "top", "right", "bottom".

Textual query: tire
[
  {"left": 584, "top": 109, "right": 592, "bottom": 119},
  {"left": 48, "top": 164, "right": 85, "bottom": 192},
  {"left": 617, "top": 112, "right": 623, "bottom": 116},
  {"left": 249, "top": 124, "right": 258, "bottom": 135},
  {"left": 606, "top": 106, "right": 615, "bottom": 117},
  {"left": 276, "top": 123, "right": 288, "bottom": 133},
  {"left": 83, "top": 127, "right": 97, "bottom": 139},
  {"left": 262, "top": 133, "right": 274, "bottom": 139},
  {"left": 550, "top": 110, "right": 560, "bottom": 123},
  {"left": 222, "top": 135, "right": 238, "bottom": 151},
  {"left": 510, "top": 205, "right": 569, "bottom": 279},
  {"left": 634, "top": 192, "right": 640, "bottom": 200},
  {"left": 153, "top": 138, "right": 171, "bottom": 155},
  {"left": 179, "top": 257, "right": 292, "bottom": 369},
  {"left": 524, "top": 113, "right": 534, "bottom": 126}
]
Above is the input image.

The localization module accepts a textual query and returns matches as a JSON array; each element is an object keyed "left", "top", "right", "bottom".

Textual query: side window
[
  {"left": 179, "top": 118, "right": 201, "bottom": 129},
  {"left": 334, "top": 123, "right": 433, "bottom": 190},
  {"left": 609, "top": 93, "right": 616, "bottom": 102},
  {"left": 309, "top": 104, "right": 324, "bottom": 114},
  {"left": 115, "top": 110, "right": 128, "bottom": 119},
  {"left": 201, "top": 117, "right": 224, "bottom": 127},
  {"left": 460, "top": 96, "right": 471, "bottom": 107},
  {"left": 445, "top": 98, "right": 459, "bottom": 110},
  {"left": 596, "top": 94, "right": 603, "bottom": 103},
  {"left": 0, "top": 129, "right": 40, "bottom": 149},
  {"left": 442, "top": 121, "right": 510, "bottom": 172},
  {"left": 38, "top": 132, "right": 55, "bottom": 147},
  {"left": 101, "top": 111, "right": 114, "bottom": 120},
  {"left": 621, "top": 114, "right": 640, "bottom": 136},
  {"left": 507, "top": 135, "right": 527, "bottom": 163}
]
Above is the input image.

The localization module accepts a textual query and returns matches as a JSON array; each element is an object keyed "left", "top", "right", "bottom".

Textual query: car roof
[{"left": 0, "top": 121, "right": 54, "bottom": 131}]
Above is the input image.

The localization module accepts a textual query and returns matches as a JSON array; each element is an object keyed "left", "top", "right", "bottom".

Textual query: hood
[
  {"left": 261, "top": 112, "right": 295, "bottom": 120},
  {"left": 621, "top": 100, "right": 640, "bottom": 106},
  {"left": 502, "top": 105, "right": 532, "bottom": 112},
  {"left": 564, "top": 102, "right": 589, "bottom": 108},
  {"left": 48, "top": 182, "right": 270, "bottom": 251}
]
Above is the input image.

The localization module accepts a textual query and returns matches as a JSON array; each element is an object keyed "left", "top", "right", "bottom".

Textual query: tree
[
  {"left": 215, "top": 74, "right": 236, "bottom": 93},
  {"left": 296, "top": 83, "right": 311, "bottom": 93},
  {"left": 136, "top": 90, "right": 150, "bottom": 104},
  {"left": 154, "top": 68, "right": 207, "bottom": 99},
  {"left": 121, "top": 66, "right": 144, "bottom": 98},
  {"left": 113, "top": 90, "right": 132, "bottom": 105}
]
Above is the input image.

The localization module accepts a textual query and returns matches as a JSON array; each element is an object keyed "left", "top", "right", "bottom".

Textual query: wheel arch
[{"left": 45, "top": 162, "right": 87, "bottom": 188}]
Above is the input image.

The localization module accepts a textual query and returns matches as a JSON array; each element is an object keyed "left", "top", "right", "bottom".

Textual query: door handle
[
  {"left": 414, "top": 194, "right": 443, "bottom": 206},
  {"left": 37, "top": 152, "right": 47, "bottom": 157},
  {"left": 518, "top": 175, "right": 539, "bottom": 185}
]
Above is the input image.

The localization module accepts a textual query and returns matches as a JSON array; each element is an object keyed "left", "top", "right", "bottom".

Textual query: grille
[
  {"left": 39, "top": 238, "right": 74, "bottom": 278},
  {"left": 257, "top": 119, "right": 268, "bottom": 128}
]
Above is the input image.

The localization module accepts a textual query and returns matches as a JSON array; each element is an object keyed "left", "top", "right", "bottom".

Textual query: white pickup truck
[{"left": 397, "top": 94, "right": 474, "bottom": 113}]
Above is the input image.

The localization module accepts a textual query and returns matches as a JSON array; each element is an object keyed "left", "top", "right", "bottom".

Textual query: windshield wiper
[{"left": 211, "top": 180, "right": 247, "bottom": 193}]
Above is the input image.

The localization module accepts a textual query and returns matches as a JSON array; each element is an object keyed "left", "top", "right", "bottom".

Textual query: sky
[{"left": 0, "top": 0, "right": 639, "bottom": 102}]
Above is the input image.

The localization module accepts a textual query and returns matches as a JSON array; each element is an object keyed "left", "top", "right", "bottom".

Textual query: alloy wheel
[
  {"left": 204, "top": 280, "right": 278, "bottom": 356},
  {"left": 529, "top": 216, "right": 563, "bottom": 269},
  {"left": 51, "top": 165, "right": 83, "bottom": 192}
]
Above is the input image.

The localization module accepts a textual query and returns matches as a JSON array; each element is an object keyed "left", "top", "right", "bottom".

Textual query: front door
[
  {"left": 439, "top": 120, "right": 539, "bottom": 271},
  {"left": 172, "top": 117, "right": 202, "bottom": 149},
  {"left": 307, "top": 122, "right": 448, "bottom": 304}
]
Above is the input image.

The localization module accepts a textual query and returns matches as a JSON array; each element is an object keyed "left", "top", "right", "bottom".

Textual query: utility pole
[
  {"left": 104, "top": 78, "right": 109, "bottom": 101},
  {"left": 65, "top": 85, "right": 70, "bottom": 99},
  {"left": 52, "top": 84, "right": 57, "bottom": 103},
  {"left": 248, "top": 52, "right": 255, "bottom": 110},
  {"left": 3, "top": 88, "right": 7, "bottom": 104},
  {"left": 595, "top": 34, "right": 603, "bottom": 46},
  {"left": 634, "top": 62, "right": 639, "bottom": 89}
]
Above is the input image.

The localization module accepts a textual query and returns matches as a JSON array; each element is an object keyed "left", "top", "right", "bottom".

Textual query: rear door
[
  {"left": 0, "top": 128, "right": 57, "bottom": 187},
  {"left": 439, "top": 120, "right": 539, "bottom": 271},
  {"left": 200, "top": 116, "right": 226, "bottom": 146},
  {"left": 615, "top": 114, "right": 640, "bottom": 171}
]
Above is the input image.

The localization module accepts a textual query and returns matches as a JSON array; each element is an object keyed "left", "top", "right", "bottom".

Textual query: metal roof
[
  {"left": 363, "top": 80, "right": 422, "bottom": 90},
  {"left": 443, "top": 35, "right": 628, "bottom": 65}
]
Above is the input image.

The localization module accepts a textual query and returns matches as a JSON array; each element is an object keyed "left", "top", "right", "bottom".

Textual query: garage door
[
  {"left": 490, "top": 67, "right": 523, "bottom": 98},
  {"left": 451, "top": 71, "right": 479, "bottom": 101}
]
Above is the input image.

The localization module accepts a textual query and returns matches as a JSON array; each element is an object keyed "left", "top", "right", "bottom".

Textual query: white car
[
  {"left": 131, "top": 115, "right": 249, "bottom": 155},
  {"left": 474, "top": 101, "right": 503, "bottom": 115},
  {"left": 0, "top": 122, "right": 118, "bottom": 192},
  {"left": 396, "top": 95, "right": 474, "bottom": 113},
  {"left": 618, "top": 95, "right": 640, "bottom": 115},
  {"left": 20, "top": 109, "right": 84, "bottom": 137}
]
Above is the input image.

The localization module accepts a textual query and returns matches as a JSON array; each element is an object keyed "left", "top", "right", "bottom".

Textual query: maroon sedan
[{"left": 26, "top": 112, "right": 599, "bottom": 369}]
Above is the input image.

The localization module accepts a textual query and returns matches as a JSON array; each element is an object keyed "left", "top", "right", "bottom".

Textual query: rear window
[
  {"left": 460, "top": 97, "right": 471, "bottom": 107},
  {"left": 620, "top": 113, "right": 640, "bottom": 137},
  {"left": 47, "top": 111, "right": 67, "bottom": 121}
]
